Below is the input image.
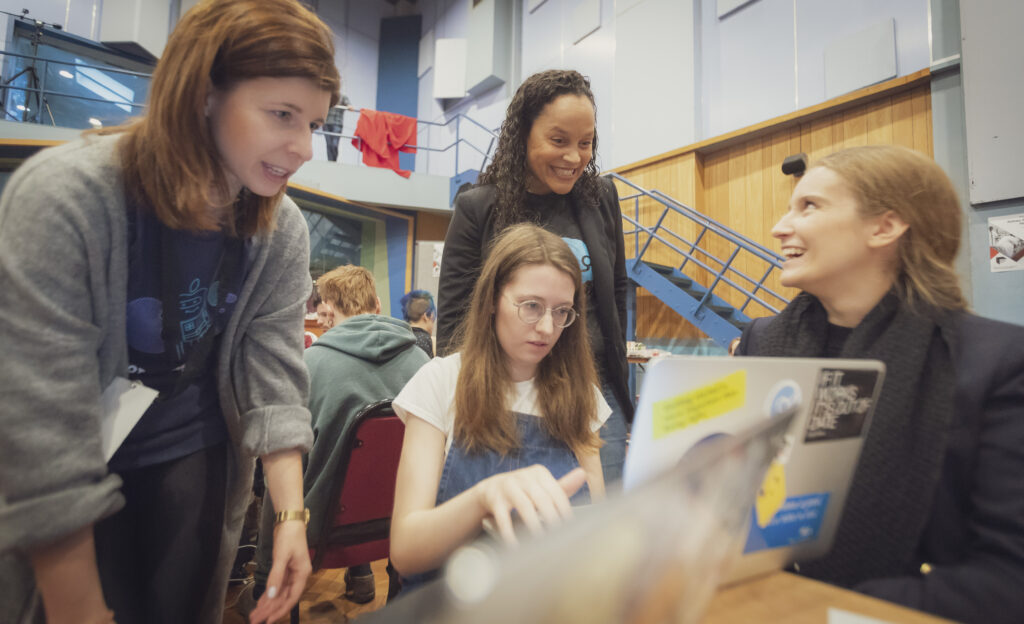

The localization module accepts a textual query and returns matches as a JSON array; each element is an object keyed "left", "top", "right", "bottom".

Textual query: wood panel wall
[
  {"left": 415, "top": 212, "right": 452, "bottom": 241},
  {"left": 614, "top": 70, "right": 934, "bottom": 341}
]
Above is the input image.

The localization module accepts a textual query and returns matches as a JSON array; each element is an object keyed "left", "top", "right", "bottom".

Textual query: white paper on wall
[{"left": 989, "top": 214, "right": 1024, "bottom": 273}]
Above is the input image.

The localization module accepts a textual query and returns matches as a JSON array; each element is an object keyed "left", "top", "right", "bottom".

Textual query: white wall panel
[
  {"left": 434, "top": 38, "right": 467, "bottom": 99},
  {"left": 612, "top": 0, "right": 696, "bottom": 168},
  {"left": 521, "top": 0, "right": 564, "bottom": 75},
  {"left": 100, "top": 0, "right": 171, "bottom": 58},
  {"left": 823, "top": 19, "right": 896, "bottom": 99},
  {"left": 343, "top": 28, "right": 380, "bottom": 110},
  {"left": 419, "top": 27, "right": 436, "bottom": 77},
  {"left": 961, "top": 0, "right": 1024, "bottom": 204},
  {"left": 796, "top": 0, "right": 928, "bottom": 110},
  {"left": 567, "top": 0, "right": 601, "bottom": 45},
  {"left": 701, "top": 0, "right": 793, "bottom": 138}
]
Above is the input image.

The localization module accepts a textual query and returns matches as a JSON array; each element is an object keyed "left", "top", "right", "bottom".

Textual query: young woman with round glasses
[
  {"left": 389, "top": 224, "right": 609, "bottom": 586},
  {"left": 437, "top": 69, "right": 631, "bottom": 487}
]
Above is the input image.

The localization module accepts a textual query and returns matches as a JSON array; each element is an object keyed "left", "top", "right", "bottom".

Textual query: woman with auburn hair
[
  {"left": 0, "top": 1, "right": 339, "bottom": 623},
  {"left": 738, "top": 145, "right": 1024, "bottom": 623},
  {"left": 390, "top": 224, "right": 609, "bottom": 584},
  {"left": 437, "top": 69, "right": 632, "bottom": 487}
]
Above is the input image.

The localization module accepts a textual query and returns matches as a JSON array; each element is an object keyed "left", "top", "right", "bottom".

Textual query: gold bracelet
[{"left": 274, "top": 508, "right": 310, "bottom": 525}]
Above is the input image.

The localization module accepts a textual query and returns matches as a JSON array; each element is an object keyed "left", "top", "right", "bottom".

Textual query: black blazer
[
  {"left": 740, "top": 313, "right": 1024, "bottom": 623},
  {"left": 437, "top": 177, "right": 634, "bottom": 423}
]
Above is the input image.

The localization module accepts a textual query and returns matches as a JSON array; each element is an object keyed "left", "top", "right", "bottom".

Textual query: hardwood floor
[{"left": 223, "top": 559, "right": 391, "bottom": 624}]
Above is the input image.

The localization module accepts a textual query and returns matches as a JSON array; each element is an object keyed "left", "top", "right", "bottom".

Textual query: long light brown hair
[
  {"left": 453, "top": 224, "right": 600, "bottom": 456},
  {"left": 108, "top": 0, "right": 340, "bottom": 237},
  {"left": 816, "top": 146, "right": 967, "bottom": 311}
]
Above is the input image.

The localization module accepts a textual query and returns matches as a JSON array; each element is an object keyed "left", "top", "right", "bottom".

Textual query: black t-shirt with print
[
  {"left": 113, "top": 209, "right": 244, "bottom": 471},
  {"left": 523, "top": 191, "right": 606, "bottom": 377}
]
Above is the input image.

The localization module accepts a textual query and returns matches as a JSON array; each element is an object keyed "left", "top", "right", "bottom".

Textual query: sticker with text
[
  {"left": 743, "top": 492, "right": 830, "bottom": 553},
  {"left": 652, "top": 370, "right": 746, "bottom": 439},
  {"left": 804, "top": 368, "right": 879, "bottom": 443}
]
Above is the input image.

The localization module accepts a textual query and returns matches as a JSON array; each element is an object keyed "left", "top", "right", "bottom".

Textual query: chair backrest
[
  {"left": 333, "top": 400, "right": 404, "bottom": 525},
  {"left": 312, "top": 399, "right": 405, "bottom": 570}
]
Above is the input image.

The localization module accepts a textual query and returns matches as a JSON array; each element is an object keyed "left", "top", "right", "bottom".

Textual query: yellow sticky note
[
  {"left": 651, "top": 370, "right": 746, "bottom": 439},
  {"left": 755, "top": 461, "right": 787, "bottom": 528}
]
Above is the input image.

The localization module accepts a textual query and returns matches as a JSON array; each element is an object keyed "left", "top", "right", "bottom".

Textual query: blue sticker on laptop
[
  {"left": 742, "top": 492, "right": 830, "bottom": 553},
  {"left": 804, "top": 368, "right": 880, "bottom": 443},
  {"left": 764, "top": 380, "right": 802, "bottom": 419}
]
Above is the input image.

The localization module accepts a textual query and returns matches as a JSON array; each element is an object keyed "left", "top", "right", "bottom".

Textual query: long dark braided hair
[{"left": 479, "top": 70, "right": 602, "bottom": 231}]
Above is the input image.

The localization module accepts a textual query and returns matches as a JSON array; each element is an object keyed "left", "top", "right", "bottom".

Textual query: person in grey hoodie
[
  {"left": 248, "top": 265, "right": 429, "bottom": 610},
  {"left": 0, "top": 2, "right": 341, "bottom": 623}
]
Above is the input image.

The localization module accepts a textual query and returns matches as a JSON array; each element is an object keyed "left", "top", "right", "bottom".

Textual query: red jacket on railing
[{"left": 351, "top": 109, "right": 417, "bottom": 178}]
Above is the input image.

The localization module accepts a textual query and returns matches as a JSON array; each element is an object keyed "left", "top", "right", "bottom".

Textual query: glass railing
[
  {"left": 0, "top": 49, "right": 497, "bottom": 177},
  {"left": 0, "top": 50, "right": 149, "bottom": 128}
]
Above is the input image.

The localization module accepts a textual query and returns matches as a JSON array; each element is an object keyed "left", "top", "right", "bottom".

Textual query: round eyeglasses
[{"left": 505, "top": 295, "right": 578, "bottom": 328}]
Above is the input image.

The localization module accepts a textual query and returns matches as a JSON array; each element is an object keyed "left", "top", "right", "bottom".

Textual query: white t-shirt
[{"left": 393, "top": 353, "right": 611, "bottom": 455}]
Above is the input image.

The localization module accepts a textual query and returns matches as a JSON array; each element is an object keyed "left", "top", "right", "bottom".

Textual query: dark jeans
[
  {"left": 598, "top": 382, "right": 629, "bottom": 490},
  {"left": 94, "top": 442, "right": 227, "bottom": 624},
  {"left": 323, "top": 123, "right": 342, "bottom": 161}
]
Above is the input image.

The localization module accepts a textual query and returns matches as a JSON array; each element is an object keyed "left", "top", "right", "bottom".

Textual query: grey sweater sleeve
[
  {"left": 225, "top": 196, "right": 314, "bottom": 458},
  {"left": 0, "top": 139, "right": 127, "bottom": 552}
]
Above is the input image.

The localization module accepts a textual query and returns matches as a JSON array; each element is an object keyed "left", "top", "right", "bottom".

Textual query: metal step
[{"left": 646, "top": 262, "right": 694, "bottom": 290}]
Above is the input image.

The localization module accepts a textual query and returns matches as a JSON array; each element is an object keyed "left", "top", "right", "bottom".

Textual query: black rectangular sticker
[{"left": 804, "top": 368, "right": 880, "bottom": 443}]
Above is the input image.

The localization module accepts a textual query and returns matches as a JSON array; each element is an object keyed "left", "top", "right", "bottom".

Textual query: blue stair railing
[{"left": 605, "top": 172, "right": 791, "bottom": 348}]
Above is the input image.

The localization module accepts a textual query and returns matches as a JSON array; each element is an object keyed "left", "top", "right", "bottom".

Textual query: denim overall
[{"left": 400, "top": 412, "right": 591, "bottom": 591}]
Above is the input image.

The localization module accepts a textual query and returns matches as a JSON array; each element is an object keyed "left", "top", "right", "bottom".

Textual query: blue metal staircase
[{"left": 605, "top": 172, "right": 792, "bottom": 348}]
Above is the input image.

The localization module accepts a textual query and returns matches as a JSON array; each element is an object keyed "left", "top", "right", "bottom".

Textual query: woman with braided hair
[{"left": 437, "top": 70, "right": 631, "bottom": 486}]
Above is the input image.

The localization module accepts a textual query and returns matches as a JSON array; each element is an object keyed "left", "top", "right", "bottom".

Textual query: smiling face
[
  {"left": 207, "top": 76, "right": 331, "bottom": 199},
  {"left": 772, "top": 166, "right": 892, "bottom": 302},
  {"left": 524, "top": 94, "right": 595, "bottom": 195},
  {"left": 495, "top": 263, "right": 576, "bottom": 382}
]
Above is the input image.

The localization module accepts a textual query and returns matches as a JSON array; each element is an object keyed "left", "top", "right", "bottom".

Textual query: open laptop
[
  {"left": 623, "top": 355, "right": 886, "bottom": 585},
  {"left": 363, "top": 403, "right": 797, "bottom": 624}
]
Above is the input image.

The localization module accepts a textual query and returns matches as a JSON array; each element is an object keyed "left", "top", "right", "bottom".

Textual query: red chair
[{"left": 291, "top": 399, "right": 405, "bottom": 623}]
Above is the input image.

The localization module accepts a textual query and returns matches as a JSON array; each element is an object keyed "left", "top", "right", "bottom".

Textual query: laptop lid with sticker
[{"left": 622, "top": 355, "right": 885, "bottom": 585}]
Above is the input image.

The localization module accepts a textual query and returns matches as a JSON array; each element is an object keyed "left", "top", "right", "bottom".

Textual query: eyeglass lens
[{"left": 515, "top": 300, "right": 577, "bottom": 327}]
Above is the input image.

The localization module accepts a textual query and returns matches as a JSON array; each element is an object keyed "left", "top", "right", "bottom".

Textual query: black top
[
  {"left": 436, "top": 177, "right": 634, "bottom": 423},
  {"left": 524, "top": 191, "right": 605, "bottom": 375},
  {"left": 739, "top": 311, "right": 1024, "bottom": 623},
  {"left": 824, "top": 322, "right": 853, "bottom": 357},
  {"left": 116, "top": 209, "right": 243, "bottom": 470},
  {"left": 411, "top": 326, "right": 434, "bottom": 358}
]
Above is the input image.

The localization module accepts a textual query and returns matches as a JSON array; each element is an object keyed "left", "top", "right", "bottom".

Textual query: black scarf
[{"left": 745, "top": 291, "right": 959, "bottom": 588}]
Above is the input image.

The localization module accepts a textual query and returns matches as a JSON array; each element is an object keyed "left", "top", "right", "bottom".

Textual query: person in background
[
  {"left": 315, "top": 295, "right": 335, "bottom": 330},
  {"left": 247, "top": 265, "right": 428, "bottom": 610},
  {"left": 738, "top": 145, "right": 1024, "bottom": 623},
  {"left": 436, "top": 69, "right": 632, "bottom": 486},
  {"left": 400, "top": 289, "right": 436, "bottom": 358},
  {"left": 0, "top": 1, "right": 340, "bottom": 623},
  {"left": 390, "top": 225, "right": 609, "bottom": 588},
  {"left": 323, "top": 94, "right": 352, "bottom": 162}
]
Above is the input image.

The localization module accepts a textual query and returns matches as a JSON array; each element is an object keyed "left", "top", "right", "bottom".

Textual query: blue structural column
[{"left": 377, "top": 15, "right": 421, "bottom": 173}]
